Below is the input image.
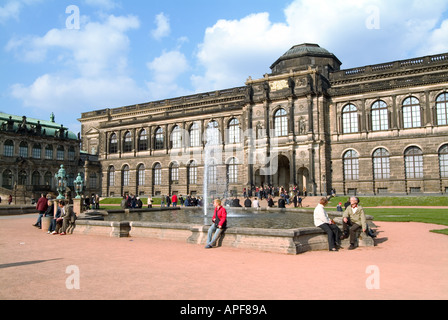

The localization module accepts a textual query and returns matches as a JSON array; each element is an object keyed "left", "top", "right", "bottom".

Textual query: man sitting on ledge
[{"left": 341, "top": 197, "right": 367, "bottom": 250}]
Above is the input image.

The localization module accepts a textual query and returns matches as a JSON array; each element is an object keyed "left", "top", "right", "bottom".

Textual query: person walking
[
  {"left": 205, "top": 199, "right": 227, "bottom": 249},
  {"left": 33, "top": 194, "right": 48, "bottom": 229}
]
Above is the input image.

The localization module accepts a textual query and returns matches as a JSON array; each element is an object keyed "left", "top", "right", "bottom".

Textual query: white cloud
[
  {"left": 192, "top": 0, "right": 448, "bottom": 92},
  {"left": 151, "top": 12, "right": 171, "bottom": 40},
  {"left": 146, "top": 50, "right": 191, "bottom": 100},
  {"left": 8, "top": 14, "right": 147, "bottom": 113},
  {"left": 0, "top": 0, "right": 42, "bottom": 23}
]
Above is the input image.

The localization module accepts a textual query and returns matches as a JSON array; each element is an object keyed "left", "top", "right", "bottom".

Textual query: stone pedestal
[{"left": 72, "top": 198, "right": 83, "bottom": 217}]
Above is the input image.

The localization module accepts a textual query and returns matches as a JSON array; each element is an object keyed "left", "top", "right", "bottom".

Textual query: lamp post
[
  {"left": 74, "top": 173, "right": 84, "bottom": 199},
  {"left": 55, "top": 165, "right": 68, "bottom": 200}
]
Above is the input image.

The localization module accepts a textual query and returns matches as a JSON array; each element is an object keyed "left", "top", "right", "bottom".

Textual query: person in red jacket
[
  {"left": 171, "top": 194, "right": 178, "bottom": 207},
  {"left": 205, "top": 199, "right": 227, "bottom": 249},
  {"left": 33, "top": 194, "right": 48, "bottom": 229}
]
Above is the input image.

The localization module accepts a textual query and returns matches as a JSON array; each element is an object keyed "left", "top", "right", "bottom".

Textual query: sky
[{"left": 1, "top": 0, "right": 448, "bottom": 135}]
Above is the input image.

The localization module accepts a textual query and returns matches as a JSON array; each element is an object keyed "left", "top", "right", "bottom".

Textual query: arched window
[
  {"left": 122, "top": 165, "right": 130, "bottom": 186},
  {"left": 18, "top": 170, "right": 27, "bottom": 185},
  {"left": 373, "top": 148, "right": 390, "bottom": 180},
  {"left": 44, "top": 172, "right": 53, "bottom": 186},
  {"left": 206, "top": 121, "right": 220, "bottom": 146},
  {"left": 154, "top": 128, "right": 164, "bottom": 150},
  {"left": 138, "top": 129, "right": 148, "bottom": 151},
  {"left": 403, "top": 97, "right": 421, "bottom": 129},
  {"left": 170, "top": 162, "right": 179, "bottom": 183},
  {"left": 189, "top": 123, "right": 201, "bottom": 147},
  {"left": 228, "top": 118, "right": 241, "bottom": 144},
  {"left": 2, "top": 170, "right": 13, "bottom": 189},
  {"left": 171, "top": 126, "right": 182, "bottom": 149},
  {"left": 436, "top": 93, "right": 448, "bottom": 126},
  {"left": 109, "top": 134, "right": 118, "bottom": 154},
  {"left": 371, "top": 100, "right": 389, "bottom": 131},
  {"left": 405, "top": 147, "right": 423, "bottom": 179},
  {"left": 188, "top": 160, "right": 198, "bottom": 185},
  {"left": 57, "top": 146, "right": 64, "bottom": 161},
  {"left": 19, "top": 142, "right": 28, "bottom": 158},
  {"left": 153, "top": 163, "right": 162, "bottom": 186},
  {"left": 45, "top": 145, "right": 54, "bottom": 160},
  {"left": 68, "top": 146, "right": 75, "bottom": 161},
  {"left": 108, "top": 166, "right": 115, "bottom": 187},
  {"left": 32, "top": 171, "right": 41, "bottom": 186},
  {"left": 342, "top": 104, "right": 359, "bottom": 134},
  {"left": 137, "top": 164, "right": 145, "bottom": 186},
  {"left": 123, "top": 132, "right": 132, "bottom": 153},
  {"left": 343, "top": 150, "right": 359, "bottom": 181},
  {"left": 227, "top": 158, "right": 238, "bottom": 184},
  {"left": 32, "top": 144, "right": 42, "bottom": 159},
  {"left": 274, "top": 108, "right": 288, "bottom": 137},
  {"left": 4, "top": 140, "right": 14, "bottom": 157},
  {"left": 439, "top": 145, "right": 448, "bottom": 178}
]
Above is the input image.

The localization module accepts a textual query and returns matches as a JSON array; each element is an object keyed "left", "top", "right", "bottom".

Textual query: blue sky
[{"left": 1, "top": 0, "right": 448, "bottom": 135}]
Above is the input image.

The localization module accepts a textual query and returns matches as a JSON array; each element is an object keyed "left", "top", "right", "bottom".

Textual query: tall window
[
  {"left": 227, "top": 158, "right": 238, "bottom": 184},
  {"left": 109, "top": 134, "right": 118, "bottom": 154},
  {"left": 189, "top": 123, "right": 201, "bottom": 147},
  {"left": 4, "top": 140, "right": 14, "bottom": 157},
  {"left": 154, "top": 128, "right": 164, "bottom": 150},
  {"left": 138, "top": 164, "right": 145, "bottom": 186},
  {"left": 207, "top": 159, "right": 217, "bottom": 184},
  {"left": 228, "top": 118, "right": 241, "bottom": 144},
  {"left": 342, "top": 104, "right": 359, "bottom": 134},
  {"left": 403, "top": 97, "right": 421, "bottom": 129},
  {"left": 32, "top": 144, "right": 42, "bottom": 159},
  {"left": 18, "top": 170, "right": 27, "bottom": 185},
  {"left": 373, "top": 148, "right": 390, "bottom": 180},
  {"left": 436, "top": 93, "right": 448, "bottom": 126},
  {"left": 138, "top": 129, "right": 148, "bottom": 151},
  {"left": 188, "top": 161, "right": 198, "bottom": 185},
  {"left": 2, "top": 170, "right": 13, "bottom": 189},
  {"left": 439, "top": 145, "right": 448, "bottom": 178},
  {"left": 123, "top": 132, "right": 132, "bottom": 153},
  {"left": 122, "top": 165, "right": 130, "bottom": 186},
  {"left": 19, "top": 142, "right": 28, "bottom": 158},
  {"left": 32, "top": 171, "right": 40, "bottom": 186},
  {"left": 89, "top": 173, "right": 98, "bottom": 189},
  {"left": 68, "top": 147, "right": 75, "bottom": 161},
  {"left": 57, "top": 146, "right": 64, "bottom": 161},
  {"left": 171, "top": 126, "right": 182, "bottom": 149},
  {"left": 46, "top": 145, "right": 53, "bottom": 160},
  {"left": 371, "top": 100, "right": 389, "bottom": 131},
  {"left": 153, "top": 163, "right": 162, "bottom": 185},
  {"left": 44, "top": 172, "right": 53, "bottom": 186},
  {"left": 170, "top": 162, "right": 179, "bottom": 183},
  {"left": 108, "top": 167, "right": 115, "bottom": 187},
  {"left": 344, "top": 150, "right": 359, "bottom": 181},
  {"left": 206, "top": 121, "right": 220, "bottom": 146},
  {"left": 405, "top": 147, "right": 423, "bottom": 179},
  {"left": 274, "top": 108, "right": 288, "bottom": 137}
]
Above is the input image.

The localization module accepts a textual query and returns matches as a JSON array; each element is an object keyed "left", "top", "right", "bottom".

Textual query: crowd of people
[{"left": 32, "top": 193, "right": 77, "bottom": 236}]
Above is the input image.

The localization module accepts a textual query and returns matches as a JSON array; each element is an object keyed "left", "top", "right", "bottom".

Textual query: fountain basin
[{"left": 74, "top": 208, "right": 376, "bottom": 254}]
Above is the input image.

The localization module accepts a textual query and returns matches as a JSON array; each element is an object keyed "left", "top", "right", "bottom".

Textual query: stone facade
[
  {"left": 0, "top": 113, "right": 101, "bottom": 202},
  {"left": 79, "top": 44, "right": 448, "bottom": 197}
]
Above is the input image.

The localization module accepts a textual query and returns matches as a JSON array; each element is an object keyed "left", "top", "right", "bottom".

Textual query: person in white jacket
[{"left": 314, "top": 198, "right": 342, "bottom": 252}]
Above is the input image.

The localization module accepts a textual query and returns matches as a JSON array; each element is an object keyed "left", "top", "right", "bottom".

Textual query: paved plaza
[{"left": 1, "top": 214, "right": 447, "bottom": 300}]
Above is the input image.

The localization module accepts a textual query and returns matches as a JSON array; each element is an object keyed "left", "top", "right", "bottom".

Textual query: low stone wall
[
  {"left": 74, "top": 219, "right": 375, "bottom": 254},
  {"left": 0, "top": 206, "right": 37, "bottom": 216}
]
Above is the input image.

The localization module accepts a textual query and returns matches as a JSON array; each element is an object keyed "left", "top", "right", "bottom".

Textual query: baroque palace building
[
  {"left": 79, "top": 44, "right": 448, "bottom": 198},
  {"left": 0, "top": 113, "right": 101, "bottom": 203}
]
